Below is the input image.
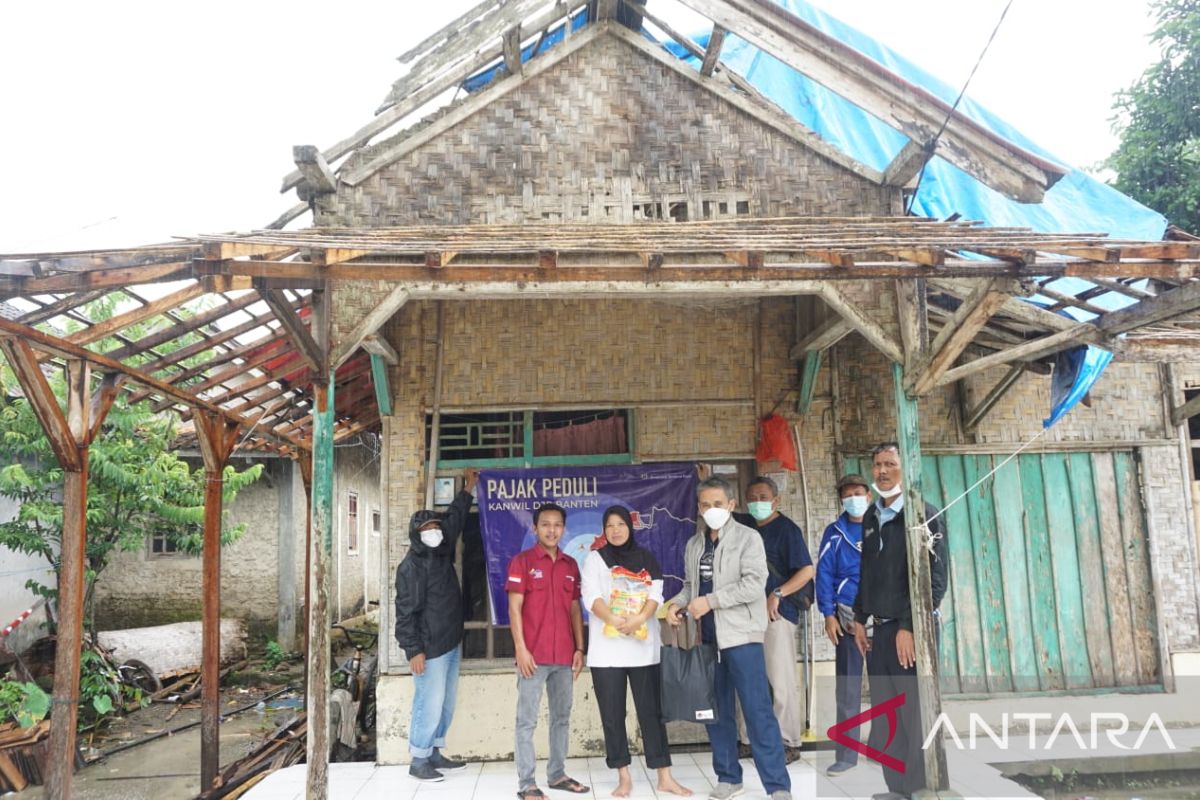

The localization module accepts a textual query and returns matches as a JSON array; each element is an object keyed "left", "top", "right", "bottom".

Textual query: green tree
[
  {"left": 1107, "top": 0, "right": 1200, "bottom": 233},
  {"left": 0, "top": 366, "right": 262, "bottom": 628}
]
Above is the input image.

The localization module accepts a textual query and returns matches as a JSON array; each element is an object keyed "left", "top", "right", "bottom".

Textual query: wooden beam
[
  {"left": 0, "top": 317, "right": 308, "bottom": 453},
  {"left": 788, "top": 315, "right": 852, "bottom": 359},
  {"left": 305, "top": 302, "right": 334, "bottom": 800},
  {"left": 64, "top": 283, "right": 206, "bottom": 348},
  {"left": 963, "top": 363, "right": 1025, "bottom": 432},
  {"left": 891, "top": 363, "right": 948, "bottom": 792},
  {"left": 882, "top": 139, "right": 931, "bottom": 187},
  {"left": 673, "top": 0, "right": 1062, "bottom": 201},
  {"left": 820, "top": 284, "right": 904, "bottom": 363},
  {"left": 292, "top": 145, "right": 337, "bottom": 195},
  {"left": 596, "top": 0, "right": 619, "bottom": 20},
  {"left": 87, "top": 373, "right": 127, "bottom": 444},
  {"left": 362, "top": 333, "right": 400, "bottom": 365},
  {"left": 0, "top": 338, "right": 79, "bottom": 470},
  {"left": 894, "top": 278, "right": 928, "bottom": 375},
  {"left": 1171, "top": 391, "right": 1200, "bottom": 428},
  {"left": 331, "top": 287, "right": 410, "bottom": 369},
  {"left": 46, "top": 360, "right": 91, "bottom": 800},
  {"left": 938, "top": 324, "right": 1103, "bottom": 387},
  {"left": 16, "top": 290, "right": 109, "bottom": 325},
  {"left": 699, "top": 24, "right": 727, "bottom": 77},
  {"left": 104, "top": 290, "right": 262, "bottom": 362},
  {"left": 193, "top": 411, "right": 240, "bottom": 793},
  {"left": 1097, "top": 279, "right": 1200, "bottom": 335},
  {"left": 261, "top": 288, "right": 326, "bottom": 374},
  {"left": 502, "top": 25, "right": 524, "bottom": 76},
  {"left": 910, "top": 279, "right": 1011, "bottom": 396}
]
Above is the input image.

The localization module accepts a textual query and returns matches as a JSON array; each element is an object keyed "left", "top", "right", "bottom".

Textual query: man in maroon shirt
[{"left": 507, "top": 503, "right": 589, "bottom": 799}]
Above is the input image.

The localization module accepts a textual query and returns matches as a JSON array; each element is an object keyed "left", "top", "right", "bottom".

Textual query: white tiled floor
[{"left": 243, "top": 748, "right": 1040, "bottom": 800}]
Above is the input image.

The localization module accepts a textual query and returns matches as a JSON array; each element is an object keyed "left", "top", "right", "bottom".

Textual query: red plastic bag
[{"left": 755, "top": 413, "right": 797, "bottom": 471}]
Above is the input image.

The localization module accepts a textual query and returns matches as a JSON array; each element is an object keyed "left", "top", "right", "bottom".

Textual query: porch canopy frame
[{"left": 2, "top": 216, "right": 1200, "bottom": 797}]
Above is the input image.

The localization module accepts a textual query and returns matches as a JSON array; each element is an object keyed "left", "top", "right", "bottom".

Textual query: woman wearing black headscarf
[{"left": 581, "top": 505, "right": 692, "bottom": 798}]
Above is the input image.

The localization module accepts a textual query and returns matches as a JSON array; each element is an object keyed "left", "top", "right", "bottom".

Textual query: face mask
[
  {"left": 872, "top": 482, "right": 902, "bottom": 499},
  {"left": 842, "top": 495, "right": 871, "bottom": 518},
  {"left": 702, "top": 507, "right": 731, "bottom": 530},
  {"left": 419, "top": 528, "right": 444, "bottom": 549},
  {"left": 747, "top": 501, "right": 774, "bottom": 521}
]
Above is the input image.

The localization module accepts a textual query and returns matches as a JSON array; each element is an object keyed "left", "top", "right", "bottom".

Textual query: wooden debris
[
  {"left": 198, "top": 713, "right": 307, "bottom": 800},
  {"left": 0, "top": 720, "right": 50, "bottom": 792}
]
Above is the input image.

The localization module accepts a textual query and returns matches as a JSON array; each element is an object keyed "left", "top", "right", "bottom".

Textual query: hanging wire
[{"left": 905, "top": 0, "right": 1016, "bottom": 215}]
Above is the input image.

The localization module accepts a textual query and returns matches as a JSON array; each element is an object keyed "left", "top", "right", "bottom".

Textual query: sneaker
[
  {"left": 736, "top": 742, "right": 753, "bottom": 759},
  {"left": 708, "top": 783, "right": 745, "bottom": 800},
  {"left": 826, "top": 760, "right": 856, "bottom": 776},
  {"left": 784, "top": 746, "right": 802, "bottom": 764},
  {"left": 408, "top": 760, "right": 444, "bottom": 782},
  {"left": 770, "top": 792, "right": 793, "bottom": 800},
  {"left": 429, "top": 750, "right": 467, "bottom": 772}
]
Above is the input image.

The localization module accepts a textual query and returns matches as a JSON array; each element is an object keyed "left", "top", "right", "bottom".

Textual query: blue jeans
[
  {"left": 706, "top": 642, "right": 791, "bottom": 794},
  {"left": 409, "top": 647, "right": 461, "bottom": 760},
  {"left": 834, "top": 631, "right": 864, "bottom": 765}
]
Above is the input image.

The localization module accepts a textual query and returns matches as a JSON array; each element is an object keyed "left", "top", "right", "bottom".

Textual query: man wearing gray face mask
[{"left": 394, "top": 468, "right": 479, "bottom": 782}]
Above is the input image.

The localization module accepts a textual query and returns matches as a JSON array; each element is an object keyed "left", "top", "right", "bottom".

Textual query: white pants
[{"left": 737, "top": 616, "right": 804, "bottom": 747}]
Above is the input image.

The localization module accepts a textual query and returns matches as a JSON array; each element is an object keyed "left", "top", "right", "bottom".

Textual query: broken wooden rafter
[
  {"left": 1097, "top": 278, "right": 1200, "bottom": 335},
  {"left": 292, "top": 145, "right": 337, "bottom": 195},
  {"left": 1171, "top": 392, "right": 1200, "bottom": 427},
  {"left": 330, "top": 286, "right": 410, "bottom": 370},
  {"left": 909, "top": 278, "right": 1013, "bottom": 396},
  {"left": 820, "top": 284, "right": 903, "bottom": 363},
  {"left": 937, "top": 323, "right": 1103, "bottom": 387},
  {"left": 788, "top": 314, "right": 852, "bottom": 359},
  {"left": 963, "top": 363, "right": 1025, "bottom": 432},
  {"left": 260, "top": 287, "right": 326, "bottom": 374},
  {"left": 882, "top": 139, "right": 932, "bottom": 188},
  {"left": 362, "top": 333, "right": 400, "bottom": 365},
  {"left": 699, "top": 24, "right": 727, "bottom": 77}
]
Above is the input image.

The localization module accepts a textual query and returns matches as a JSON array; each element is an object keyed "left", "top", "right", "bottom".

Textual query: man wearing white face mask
[
  {"left": 667, "top": 476, "right": 792, "bottom": 800},
  {"left": 852, "top": 444, "right": 948, "bottom": 800},
  {"left": 815, "top": 473, "right": 870, "bottom": 777},
  {"left": 394, "top": 468, "right": 479, "bottom": 782}
]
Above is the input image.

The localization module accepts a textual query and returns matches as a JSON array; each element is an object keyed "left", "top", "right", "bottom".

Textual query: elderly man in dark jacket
[{"left": 394, "top": 468, "right": 478, "bottom": 782}]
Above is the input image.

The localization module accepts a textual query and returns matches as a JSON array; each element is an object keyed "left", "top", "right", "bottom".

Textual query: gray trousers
[{"left": 515, "top": 664, "right": 573, "bottom": 789}]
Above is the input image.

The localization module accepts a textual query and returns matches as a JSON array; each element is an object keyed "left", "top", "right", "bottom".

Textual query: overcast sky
[{"left": 0, "top": 0, "right": 1158, "bottom": 254}]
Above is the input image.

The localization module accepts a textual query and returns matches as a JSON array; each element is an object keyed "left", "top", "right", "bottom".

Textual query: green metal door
[{"left": 842, "top": 451, "right": 1160, "bottom": 694}]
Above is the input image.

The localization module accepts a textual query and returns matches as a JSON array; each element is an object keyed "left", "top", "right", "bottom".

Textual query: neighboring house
[{"left": 94, "top": 437, "right": 382, "bottom": 647}]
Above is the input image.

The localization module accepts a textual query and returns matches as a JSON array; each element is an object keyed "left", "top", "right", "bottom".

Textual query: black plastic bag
[{"left": 659, "top": 625, "right": 719, "bottom": 724}]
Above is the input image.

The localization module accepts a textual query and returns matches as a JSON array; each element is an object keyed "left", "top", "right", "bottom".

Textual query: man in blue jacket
[{"left": 815, "top": 473, "right": 870, "bottom": 777}]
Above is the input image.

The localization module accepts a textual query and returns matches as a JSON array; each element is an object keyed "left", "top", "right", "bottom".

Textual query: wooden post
[
  {"left": 891, "top": 362, "right": 948, "bottom": 792},
  {"left": 306, "top": 376, "right": 335, "bottom": 799},
  {"left": 194, "top": 412, "right": 241, "bottom": 792}
]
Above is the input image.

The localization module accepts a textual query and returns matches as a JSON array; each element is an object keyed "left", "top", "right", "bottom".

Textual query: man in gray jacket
[{"left": 667, "top": 476, "right": 792, "bottom": 800}]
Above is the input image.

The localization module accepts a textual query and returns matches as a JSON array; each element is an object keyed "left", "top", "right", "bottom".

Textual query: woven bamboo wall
[{"left": 325, "top": 34, "right": 897, "bottom": 229}]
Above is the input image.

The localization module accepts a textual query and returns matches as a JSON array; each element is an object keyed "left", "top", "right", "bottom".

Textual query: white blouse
[{"left": 580, "top": 550, "right": 665, "bottom": 668}]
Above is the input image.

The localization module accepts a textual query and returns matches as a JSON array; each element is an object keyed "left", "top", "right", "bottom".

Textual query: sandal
[
  {"left": 548, "top": 776, "right": 590, "bottom": 794},
  {"left": 517, "top": 788, "right": 547, "bottom": 799}
]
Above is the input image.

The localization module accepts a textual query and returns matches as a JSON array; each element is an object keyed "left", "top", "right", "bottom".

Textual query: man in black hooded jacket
[{"left": 394, "top": 468, "right": 478, "bottom": 782}]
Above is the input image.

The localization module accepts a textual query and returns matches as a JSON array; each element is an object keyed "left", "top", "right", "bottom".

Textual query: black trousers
[
  {"left": 591, "top": 664, "right": 672, "bottom": 770},
  {"left": 866, "top": 621, "right": 926, "bottom": 796}
]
